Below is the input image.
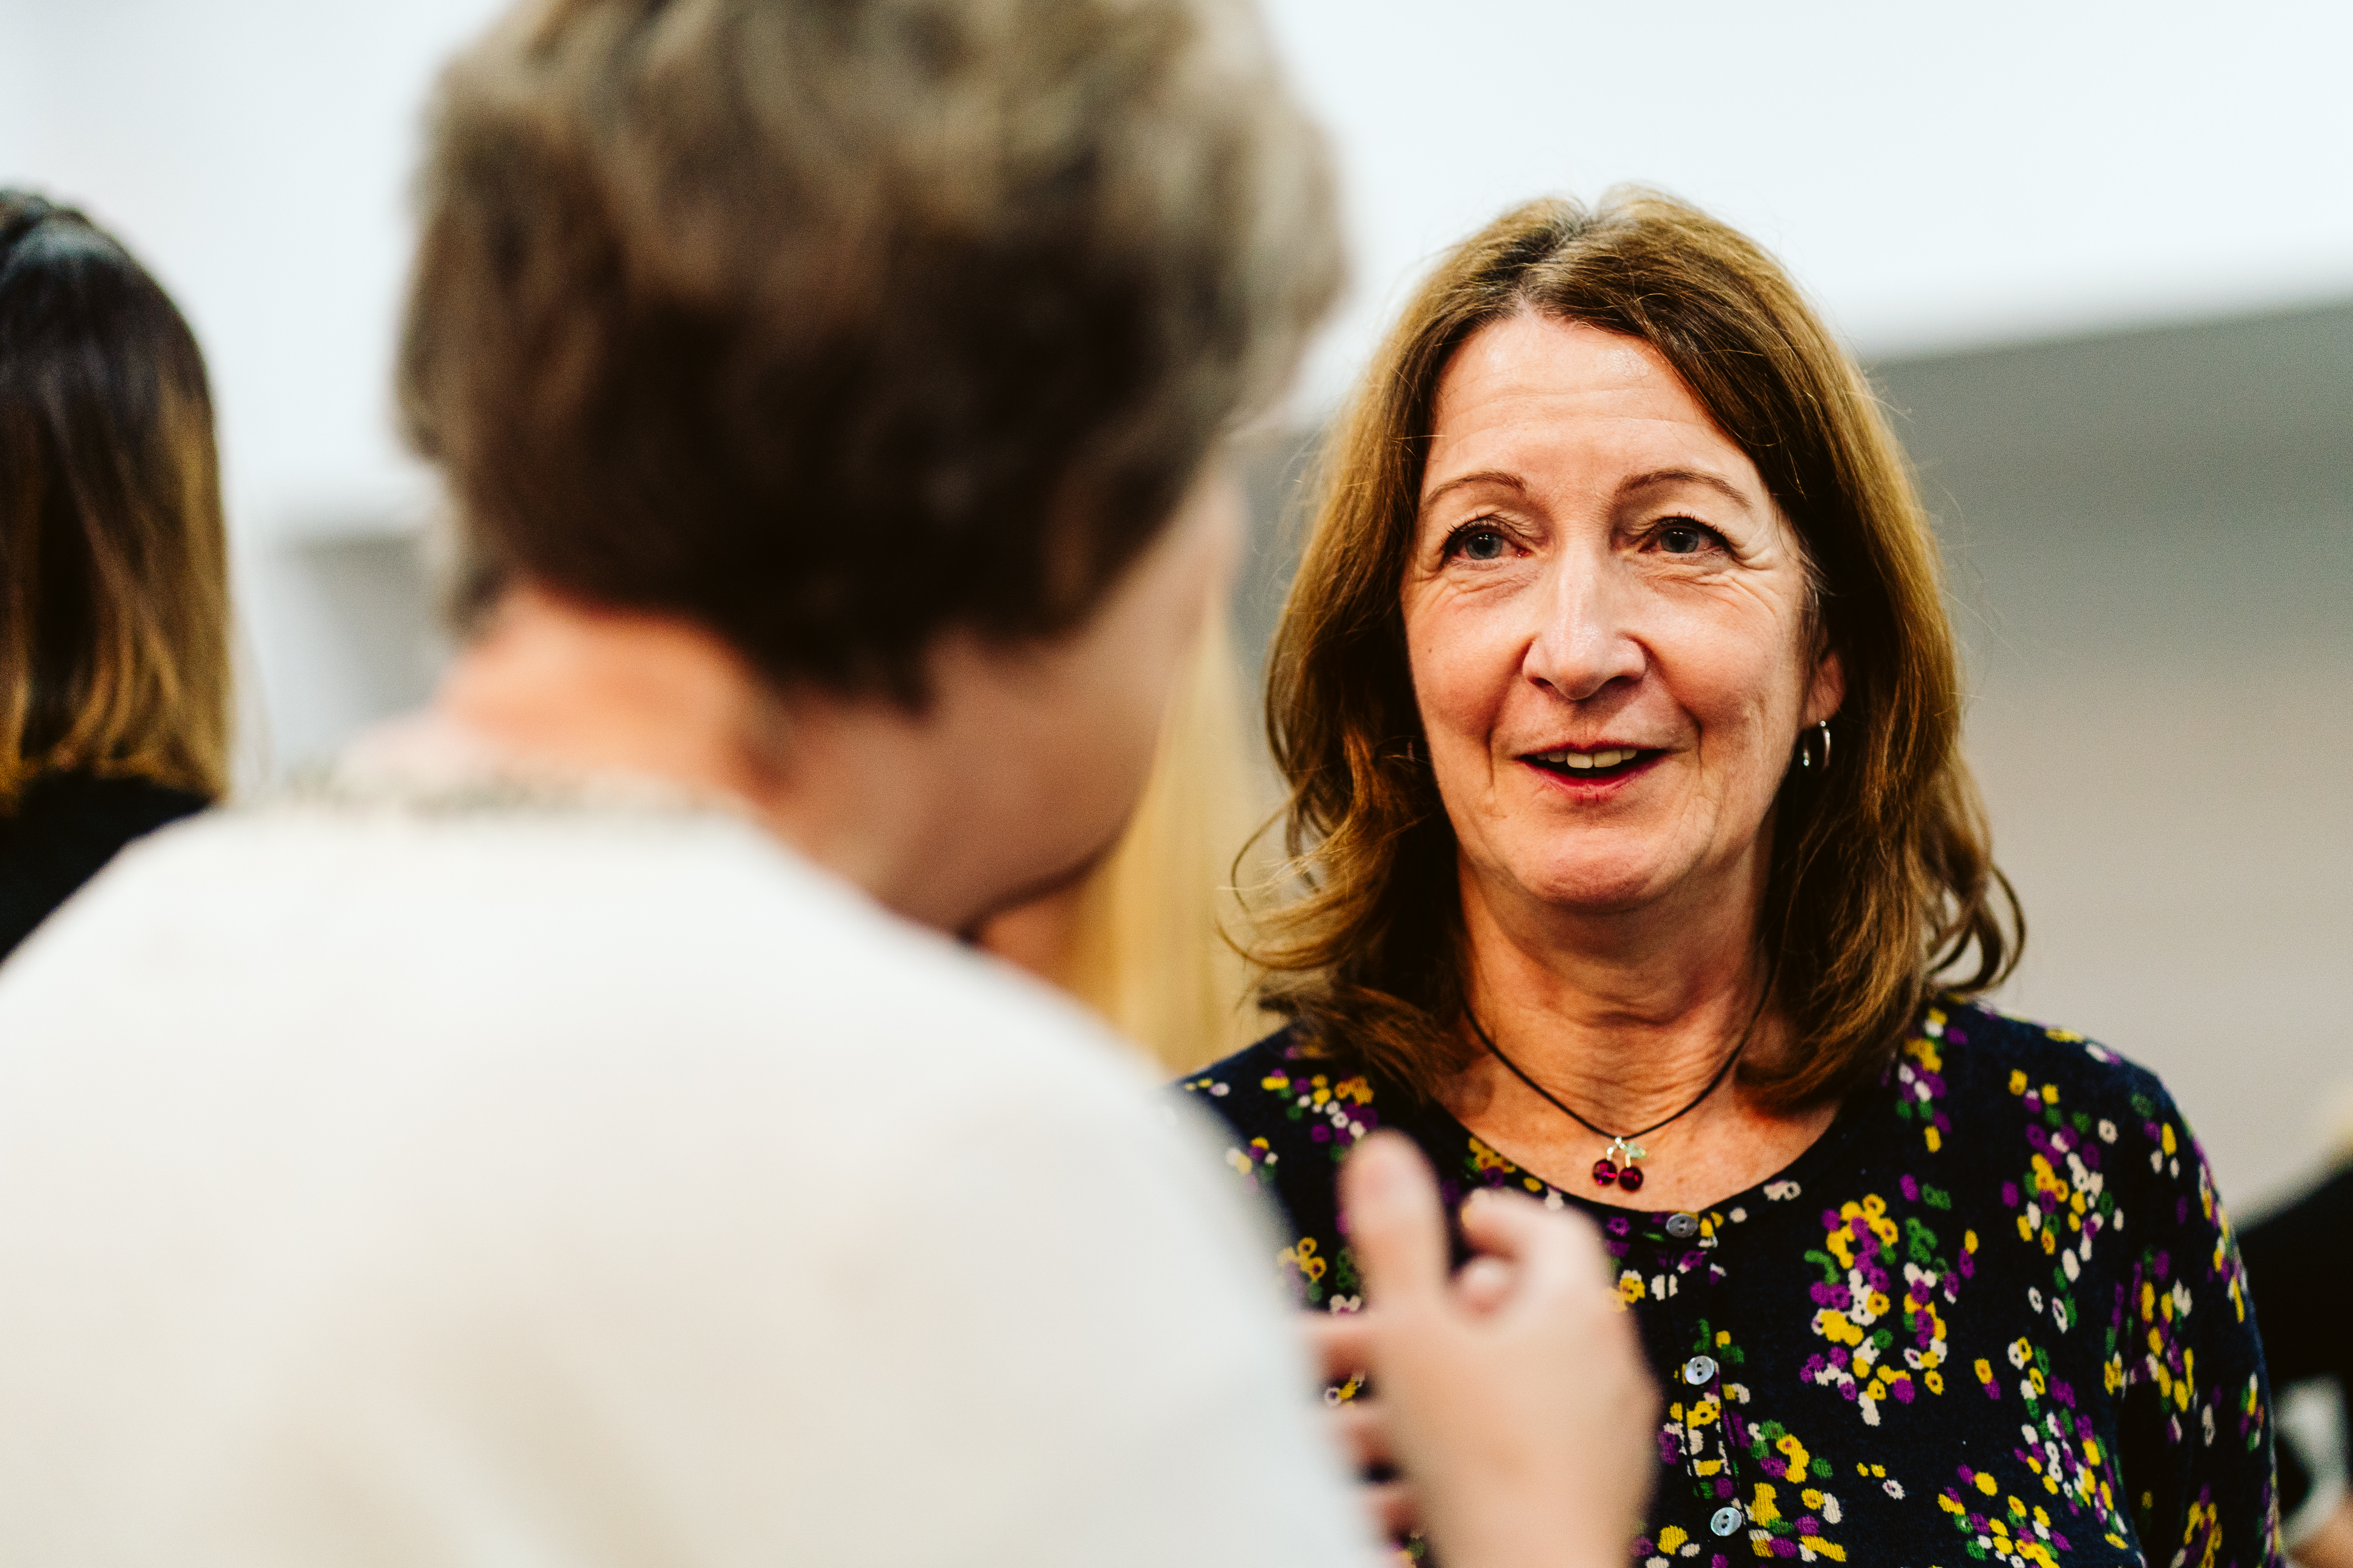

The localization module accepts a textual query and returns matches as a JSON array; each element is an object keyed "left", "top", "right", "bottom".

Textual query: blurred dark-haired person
[
  {"left": 0, "top": 3, "right": 1656, "bottom": 1565},
  {"left": 2241, "top": 1134, "right": 2353, "bottom": 1568},
  {"left": 0, "top": 192, "right": 230, "bottom": 961},
  {"left": 1184, "top": 190, "right": 2282, "bottom": 1566}
]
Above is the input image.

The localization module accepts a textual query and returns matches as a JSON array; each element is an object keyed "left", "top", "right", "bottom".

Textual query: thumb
[{"left": 1339, "top": 1131, "right": 1450, "bottom": 1311}]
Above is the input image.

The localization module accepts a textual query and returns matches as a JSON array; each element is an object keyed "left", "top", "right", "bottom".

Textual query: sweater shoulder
[
  {"left": 1918, "top": 996, "right": 2176, "bottom": 1124},
  {"left": 1175, "top": 1024, "right": 1391, "bottom": 1144},
  {"left": 1171, "top": 1026, "right": 1391, "bottom": 1221},
  {"left": 1909, "top": 997, "right": 2214, "bottom": 1230}
]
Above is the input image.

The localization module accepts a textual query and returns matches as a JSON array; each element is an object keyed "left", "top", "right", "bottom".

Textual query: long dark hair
[{"left": 0, "top": 192, "right": 231, "bottom": 807}]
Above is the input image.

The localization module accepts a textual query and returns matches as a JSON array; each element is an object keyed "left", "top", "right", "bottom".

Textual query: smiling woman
[
  {"left": 1254, "top": 193, "right": 2004, "bottom": 1115},
  {"left": 1182, "top": 192, "right": 2283, "bottom": 1565},
  {"left": 1404, "top": 316, "right": 1847, "bottom": 1042}
]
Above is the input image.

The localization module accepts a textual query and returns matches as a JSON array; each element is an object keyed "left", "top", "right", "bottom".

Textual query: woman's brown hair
[
  {"left": 1255, "top": 189, "right": 2018, "bottom": 1110},
  {"left": 0, "top": 194, "right": 232, "bottom": 809}
]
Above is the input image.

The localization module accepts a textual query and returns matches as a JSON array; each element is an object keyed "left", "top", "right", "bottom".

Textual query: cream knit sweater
[{"left": 0, "top": 791, "right": 1368, "bottom": 1567}]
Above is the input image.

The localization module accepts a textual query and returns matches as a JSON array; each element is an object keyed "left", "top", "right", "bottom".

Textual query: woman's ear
[{"left": 1803, "top": 643, "right": 1846, "bottom": 728}]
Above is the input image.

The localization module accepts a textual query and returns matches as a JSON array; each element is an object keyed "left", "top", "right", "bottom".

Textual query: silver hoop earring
[{"left": 1797, "top": 720, "right": 1832, "bottom": 772}]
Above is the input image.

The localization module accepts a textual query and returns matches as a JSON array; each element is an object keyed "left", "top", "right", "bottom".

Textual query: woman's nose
[{"left": 1522, "top": 562, "right": 1645, "bottom": 702}]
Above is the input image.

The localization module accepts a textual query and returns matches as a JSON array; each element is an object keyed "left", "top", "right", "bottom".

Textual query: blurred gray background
[
  {"left": 1884, "top": 302, "right": 2353, "bottom": 1212},
  {"left": 2, "top": 0, "right": 2348, "bottom": 1214}
]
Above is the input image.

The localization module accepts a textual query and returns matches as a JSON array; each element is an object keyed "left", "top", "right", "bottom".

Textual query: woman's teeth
[{"left": 1541, "top": 748, "right": 1640, "bottom": 771}]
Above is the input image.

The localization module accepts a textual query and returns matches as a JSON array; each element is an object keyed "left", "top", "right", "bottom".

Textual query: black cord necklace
[{"left": 1464, "top": 983, "right": 1771, "bottom": 1194}]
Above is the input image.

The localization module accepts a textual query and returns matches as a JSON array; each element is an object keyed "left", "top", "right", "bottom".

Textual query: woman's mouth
[{"left": 1522, "top": 746, "right": 1662, "bottom": 784}]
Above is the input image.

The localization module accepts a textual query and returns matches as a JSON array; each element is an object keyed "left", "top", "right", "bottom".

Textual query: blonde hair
[{"left": 983, "top": 600, "right": 1273, "bottom": 1073}]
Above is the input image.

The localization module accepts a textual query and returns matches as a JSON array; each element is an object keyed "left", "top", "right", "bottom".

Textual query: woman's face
[{"left": 1402, "top": 314, "right": 1842, "bottom": 926}]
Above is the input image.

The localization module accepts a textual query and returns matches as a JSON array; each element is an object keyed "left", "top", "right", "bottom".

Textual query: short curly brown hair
[
  {"left": 1255, "top": 191, "right": 2019, "bottom": 1111},
  {"left": 399, "top": 0, "right": 1341, "bottom": 697}
]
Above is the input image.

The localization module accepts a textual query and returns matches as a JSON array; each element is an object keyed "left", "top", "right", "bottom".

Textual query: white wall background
[
  {"left": 1263, "top": 0, "right": 2353, "bottom": 412},
  {"left": 6, "top": 0, "right": 2350, "bottom": 761},
  {"left": 0, "top": 0, "right": 504, "bottom": 768}
]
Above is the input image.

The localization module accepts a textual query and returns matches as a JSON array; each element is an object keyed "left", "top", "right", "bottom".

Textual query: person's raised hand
[{"left": 1321, "top": 1131, "right": 1656, "bottom": 1568}]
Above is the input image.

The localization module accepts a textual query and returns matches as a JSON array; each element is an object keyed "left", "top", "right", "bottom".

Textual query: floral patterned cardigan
[{"left": 1180, "top": 998, "right": 2282, "bottom": 1568}]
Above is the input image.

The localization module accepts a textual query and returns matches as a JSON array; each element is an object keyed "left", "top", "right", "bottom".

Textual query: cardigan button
[
  {"left": 1710, "top": 1504, "right": 1745, "bottom": 1537},
  {"left": 1665, "top": 1212, "right": 1701, "bottom": 1240},
  {"left": 1683, "top": 1355, "right": 1719, "bottom": 1386}
]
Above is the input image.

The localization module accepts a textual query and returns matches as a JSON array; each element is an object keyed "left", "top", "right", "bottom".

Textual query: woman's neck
[
  {"left": 1457, "top": 847, "right": 1771, "bottom": 1114},
  {"left": 1447, "top": 855, "right": 1834, "bottom": 1212}
]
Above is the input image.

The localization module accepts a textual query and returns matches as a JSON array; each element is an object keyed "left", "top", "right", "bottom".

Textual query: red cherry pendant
[
  {"left": 1592, "top": 1158, "right": 1619, "bottom": 1187},
  {"left": 1617, "top": 1164, "right": 1646, "bottom": 1193}
]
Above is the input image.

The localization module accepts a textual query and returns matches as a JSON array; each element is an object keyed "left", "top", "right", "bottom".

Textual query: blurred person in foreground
[
  {"left": 0, "top": 2, "right": 1655, "bottom": 1564},
  {"left": 1183, "top": 191, "right": 2282, "bottom": 1566},
  {"left": 980, "top": 600, "right": 1273, "bottom": 1073},
  {"left": 2242, "top": 1108, "right": 2353, "bottom": 1568},
  {"left": 0, "top": 192, "right": 231, "bottom": 961}
]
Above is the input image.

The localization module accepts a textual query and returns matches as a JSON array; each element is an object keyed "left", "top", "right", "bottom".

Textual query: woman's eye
[
  {"left": 1449, "top": 526, "right": 1508, "bottom": 562},
  {"left": 1655, "top": 521, "right": 1719, "bottom": 556}
]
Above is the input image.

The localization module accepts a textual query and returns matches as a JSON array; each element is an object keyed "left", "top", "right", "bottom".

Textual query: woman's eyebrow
[
  {"left": 1418, "top": 468, "right": 1526, "bottom": 512},
  {"left": 1619, "top": 466, "right": 1753, "bottom": 508}
]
